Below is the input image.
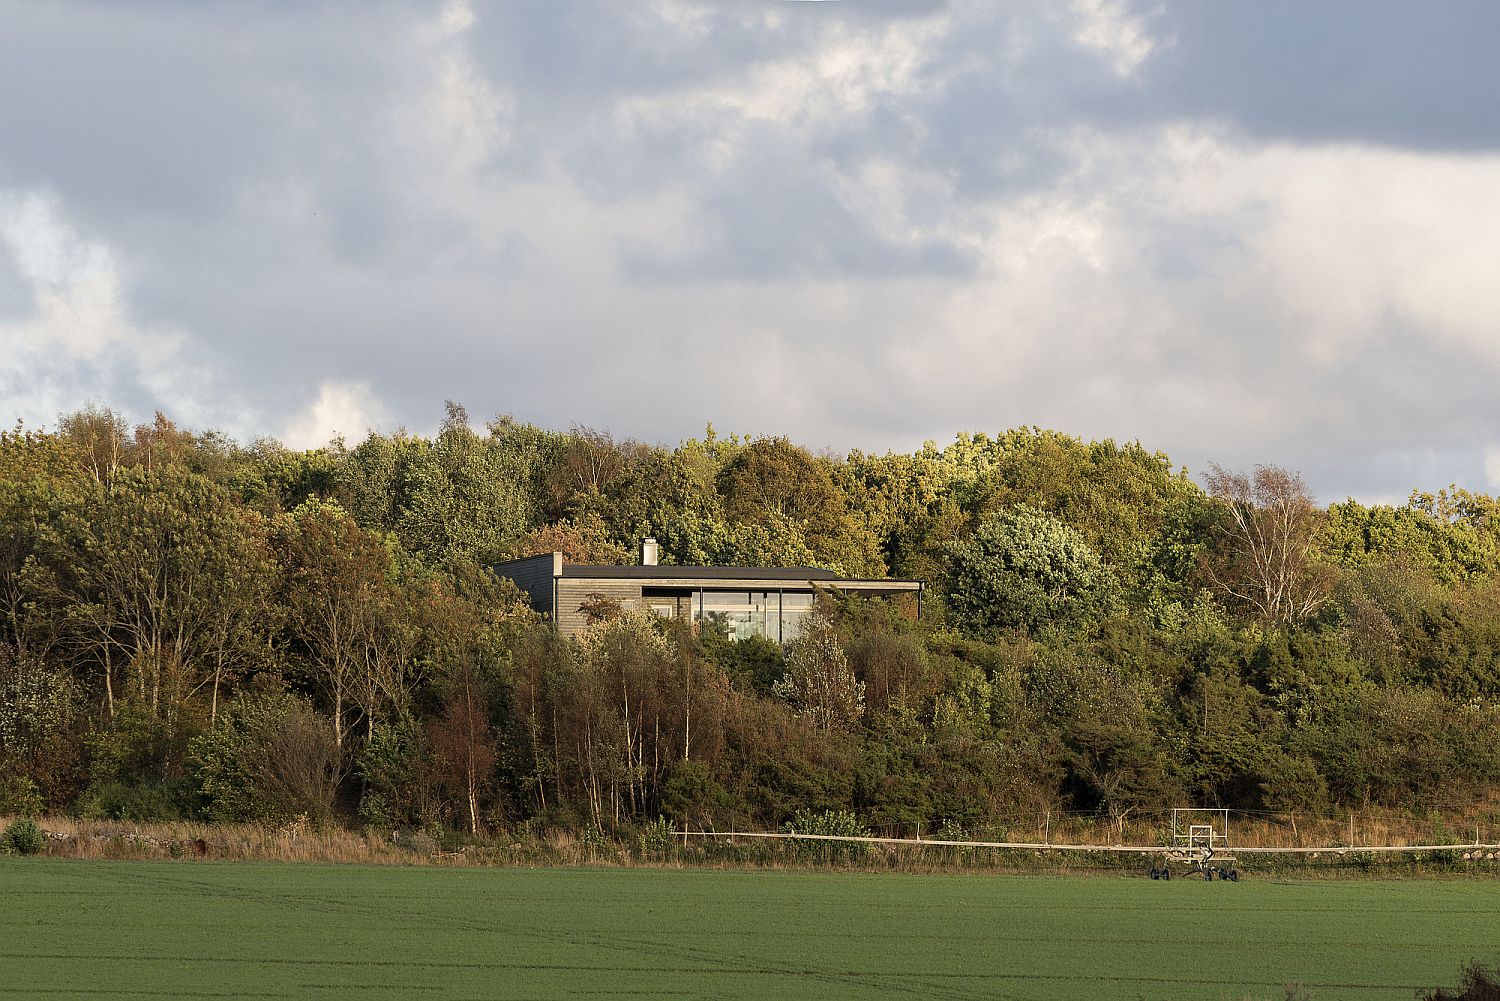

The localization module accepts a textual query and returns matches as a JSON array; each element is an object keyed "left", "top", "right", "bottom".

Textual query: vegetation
[
  {"left": 6, "top": 858, "right": 1500, "bottom": 999},
  {"left": 2, "top": 817, "right": 44, "bottom": 854},
  {"left": 5, "top": 404, "right": 1500, "bottom": 842},
  {"left": 1423, "top": 962, "right": 1500, "bottom": 1001}
]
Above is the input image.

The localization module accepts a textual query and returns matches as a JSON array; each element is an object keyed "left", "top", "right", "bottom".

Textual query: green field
[{"left": 2, "top": 860, "right": 1496, "bottom": 1000}]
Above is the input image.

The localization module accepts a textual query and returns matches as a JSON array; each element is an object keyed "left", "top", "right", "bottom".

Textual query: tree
[
  {"left": 277, "top": 500, "right": 403, "bottom": 749},
  {"left": 508, "top": 512, "right": 630, "bottom": 565},
  {"left": 59, "top": 467, "right": 274, "bottom": 720},
  {"left": 0, "top": 425, "right": 95, "bottom": 665},
  {"left": 424, "top": 588, "right": 503, "bottom": 835},
  {"left": 716, "top": 438, "right": 885, "bottom": 574},
  {"left": 57, "top": 405, "right": 129, "bottom": 489},
  {"left": 1204, "top": 465, "right": 1335, "bottom": 624},
  {"left": 394, "top": 405, "right": 558, "bottom": 566},
  {"left": 944, "top": 505, "right": 1119, "bottom": 637},
  {"left": 774, "top": 604, "right": 864, "bottom": 731}
]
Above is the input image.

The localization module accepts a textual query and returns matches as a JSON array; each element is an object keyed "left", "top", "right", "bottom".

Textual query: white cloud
[
  {"left": 281, "top": 381, "right": 389, "bottom": 450},
  {"left": 1485, "top": 447, "right": 1500, "bottom": 492},
  {"left": 1067, "top": 0, "right": 1164, "bottom": 76},
  {"left": 396, "top": 0, "right": 513, "bottom": 177},
  {"left": 0, "top": 189, "right": 232, "bottom": 429},
  {"left": 1, "top": 190, "right": 145, "bottom": 359}
]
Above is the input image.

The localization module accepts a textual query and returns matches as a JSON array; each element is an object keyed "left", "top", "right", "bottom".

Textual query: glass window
[
  {"left": 780, "top": 591, "right": 813, "bottom": 644},
  {"left": 696, "top": 590, "right": 778, "bottom": 641}
]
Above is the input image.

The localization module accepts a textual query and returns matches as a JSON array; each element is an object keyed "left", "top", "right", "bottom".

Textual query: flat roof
[
  {"left": 492, "top": 553, "right": 922, "bottom": 589},
  {"left": 562, "top": 564, "right": 842, "bottom": 581},
  {"left": 563, "top": 565, "right": 922, "bottom": 591}
]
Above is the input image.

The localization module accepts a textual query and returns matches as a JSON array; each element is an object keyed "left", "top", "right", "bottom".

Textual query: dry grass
[
  {"left": 960, "top": 806, "right": 1500, "bottom": 851},
  {"left": 15, "top": 815, "right": 415, "bottom": 865},
  {"left": 6, "top": 807, "right": 1499, "bottom": 873}
]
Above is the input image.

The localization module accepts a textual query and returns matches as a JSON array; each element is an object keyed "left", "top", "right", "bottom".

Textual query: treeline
[{"left": 4, "top": 401, "right": 1500, "bottom": 838}]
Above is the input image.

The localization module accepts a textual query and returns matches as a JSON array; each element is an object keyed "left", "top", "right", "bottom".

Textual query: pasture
[{"left": 2, "top": 859, "right": 1495, "bottom": 999}]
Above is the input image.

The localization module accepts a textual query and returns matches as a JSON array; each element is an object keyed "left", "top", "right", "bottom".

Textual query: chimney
[{"left": 639, "top": 537, "right": 659, "bottom": 566}]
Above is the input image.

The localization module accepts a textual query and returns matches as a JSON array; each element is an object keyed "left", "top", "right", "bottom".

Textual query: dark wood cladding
[{"left": 492, "top": 553, "right": 559, "bottom": 619}]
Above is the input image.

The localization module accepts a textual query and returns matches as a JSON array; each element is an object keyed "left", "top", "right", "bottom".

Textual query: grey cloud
[
  {"left": 1137, "top": 1, "right": 1500, "bottom": 151},
  {"left": 2, "top": 1, "right": 1499, "bottom": 502}
]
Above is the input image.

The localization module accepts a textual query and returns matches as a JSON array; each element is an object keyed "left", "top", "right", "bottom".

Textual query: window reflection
[{"left": 692, "top": 590, "right": 814, "bottom": 643}]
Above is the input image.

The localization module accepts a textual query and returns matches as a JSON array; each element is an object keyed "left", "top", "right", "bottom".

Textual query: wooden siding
[
  {"left": 493, "top": 553, "right": 560, "bottom": 618},
  {"left": 555, "top": 579, "right": 645, "bottom": 637}
]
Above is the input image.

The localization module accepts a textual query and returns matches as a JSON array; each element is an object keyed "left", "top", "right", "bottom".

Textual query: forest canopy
[{"left": 3, "top": 403, "right": 1500, "bottom": 837}]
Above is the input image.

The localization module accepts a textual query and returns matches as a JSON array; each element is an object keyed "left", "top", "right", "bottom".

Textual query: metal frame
[{"left": 1158, "top": 808, "right": 1239, "bottom": 880}]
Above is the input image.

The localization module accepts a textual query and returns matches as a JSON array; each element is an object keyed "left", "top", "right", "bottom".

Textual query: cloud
[
  {"left": 2, "top": 1, "right": 1499, "bottom": 502},
  {"left": 0, "top": 189, "right": 235, "bottom": 430},
  {"left": 281, "top": 381, "right": 389, "bottom": 451},
  {"left": 1068, "top": 0, "right": 1165, "bottom": 76}
]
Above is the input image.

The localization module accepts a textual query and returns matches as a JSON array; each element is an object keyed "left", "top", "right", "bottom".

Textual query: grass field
[{"left": 2, "top": 860, "right": 1496, "bottom": 1000}]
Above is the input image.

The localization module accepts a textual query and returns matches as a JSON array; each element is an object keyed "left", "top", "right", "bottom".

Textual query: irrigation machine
[{"left": 1149, "top": 809, "right": 1240, "bottom": 881}]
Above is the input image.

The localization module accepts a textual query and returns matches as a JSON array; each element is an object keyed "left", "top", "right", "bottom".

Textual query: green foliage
[
  {"left": 699, "top": 632, "right": 785, "bottom": 696},
  {"left": 1, "top": 817, "right": 43, "bottom": 855},
  {"left": 636, "top": 816, "right": 672, "bottom": 857},
  {"left": 0, "top": 774, "right": 43, "bottom": 817},
  {"left": 0, "top": 652, "right": 83, "bottom": 806},
  {"left": 85, "top": 708, "right": 195, "bottom": 786},
  {"left": 395, "top": 407, "right": 553, "bottom": 567},
  {"left": 74, "top": 779, "right": 189, "bottom": 822},
  {"left": 782, "top": 807, "right": 868, "bottom": 838},
  {"left": 945, "top": 505, "right": 1120, "bottom": 637},
  {"left": 773, "top": 605, "right": 864, "bottom": 730},
  {"left": 9, "top": 403, "right": 1500, "bottom": 838},
  {"left": 659, "top": 759, "right": 737, "bottom": 828},
  {"left": 1322, "top": 500, "right": 1500, "bottom": 584},
  {"left": 189, "top": 694, "right": 343, "bottom": 825},
  {"left": 716, "top": 438, "right": 885, "bottom": 575},
  {"left": 356, "top": 720, "right": 438, "bottom": 830}
]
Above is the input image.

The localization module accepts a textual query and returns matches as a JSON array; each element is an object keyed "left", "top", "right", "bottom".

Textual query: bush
[
  {"left": 1421, "top": 961, "right": 1500, "bottom": 1001},
  {"left": 2, "top": 818, "right": 44, "bottom": 855},
  {"left": 945, "top": 505, "right": 1119, "bottom": 638},
  {"left": 74, "top": 779, "right": 189, "bottom": 822},
  {"left": 189, "top": 694, "right": 343, "bottom": 825},
  {"left": 783, "top": 808, "right": 869, "bottom": 839},
  {"left": 660, "top": 759, "right": 738, "bottom": 829},
  {"left": 781, "top": 808, "right": 870, "bottom": 862},
  {"left": 637, "top": 817, "right": 673, "bottom": 858}
]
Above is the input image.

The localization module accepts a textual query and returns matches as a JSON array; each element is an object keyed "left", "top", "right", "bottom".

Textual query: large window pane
[
  {"left": 780, "top": 591, "right": 813, "bottom": 643},
  {"left": 696, "top": 590, "right": 777, "bottom": 641}
]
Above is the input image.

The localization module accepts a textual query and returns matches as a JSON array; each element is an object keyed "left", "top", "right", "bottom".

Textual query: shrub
[
  {"left": 944, "top": 505, "right": 1119, "bottom": 638},
  {"left": 783, "top": 808, "right": 869, "bottom": 839},
  {"left": 1421, "top": 961, "right": 1500, "bottom": 1001},
  {"left": 781, "top": 808, "right": 870, "bottom": 861},
  {"left": 189, "top": 694, "right": 343, "bottom": 825},
  {"left": 2, "top": 818, "right": 44, "bottom": 855},
  {"left": 637, "top": 816, "right": 672, "bottom": 858},
  {"left": 660, "top": 759, "right": 738, "bottom": 829},
  {"left": 74, "top": 779, "right": 188, "bottom": 822}
]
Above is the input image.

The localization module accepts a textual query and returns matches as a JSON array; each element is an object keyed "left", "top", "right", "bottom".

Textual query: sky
[{"left": 2, "top": 1, "right": 1498, "bottom": 504}]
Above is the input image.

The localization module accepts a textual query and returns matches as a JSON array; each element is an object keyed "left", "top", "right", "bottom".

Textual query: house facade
[{"left": 494, "top": 538, "right": 923, "bottom": 641}]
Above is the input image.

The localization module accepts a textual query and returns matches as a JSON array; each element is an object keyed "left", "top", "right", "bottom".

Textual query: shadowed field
[{"left": 2, "top": 860, "right": 1494, "bottom": 1000}]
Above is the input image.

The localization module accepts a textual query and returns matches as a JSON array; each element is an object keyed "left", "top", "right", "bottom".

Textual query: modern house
[{"left": 494, "top": 537, "right": 923, "bottom": 641}]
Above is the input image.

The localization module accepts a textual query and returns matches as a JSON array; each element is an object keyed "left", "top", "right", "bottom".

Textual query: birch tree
[{"left": 1204, "top": 464, "right": 1335, "bottom": 624}]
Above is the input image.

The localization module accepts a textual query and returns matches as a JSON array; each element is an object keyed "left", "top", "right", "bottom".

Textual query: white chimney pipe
[{"left": 640, "top": 537, "right": 659, "bottom": 566}]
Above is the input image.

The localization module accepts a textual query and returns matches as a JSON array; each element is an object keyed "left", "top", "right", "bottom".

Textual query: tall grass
[{"left": 5, "top": 808, "right": 1497, "bottom": 874}]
